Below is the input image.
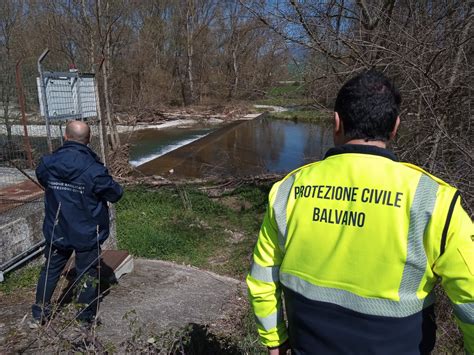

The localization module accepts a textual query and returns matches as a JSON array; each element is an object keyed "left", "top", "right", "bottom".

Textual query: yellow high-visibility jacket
[{"left": 247, "top": 145, "right": 473, "bottom": 354}]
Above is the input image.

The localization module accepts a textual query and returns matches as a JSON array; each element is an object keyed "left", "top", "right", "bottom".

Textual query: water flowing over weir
[
  {"left": 130, "top": 117, "right": 333, "bottom": 179},
  {"left": 128, "top": 125, "right": 219, "bottom": 167}
]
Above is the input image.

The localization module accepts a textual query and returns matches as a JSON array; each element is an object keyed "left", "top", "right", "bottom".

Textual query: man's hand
[{"left": 268, "top": 341, "right": 290, "bottom": 355}]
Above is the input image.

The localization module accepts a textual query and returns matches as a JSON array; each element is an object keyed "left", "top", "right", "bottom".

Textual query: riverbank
[
  {"left": 0, "top": 98, "right": 464, "bottom": 353},
  {"left": 265, "top": 108, "right": 331, "bottom": 124},
  {"left": 1, "top": 102, "right": 325, "bottom": 139},
  {"left": 0, "top": 113, "right": 261, "bottom": 138},
  {"left": 112, "top": 183, "right": 467, "bottom": 354},
  {"left": 116, "top": 185, "right": 270, "bottom": 278},
  {"left": 0, "top": 183, "right": 271, "bottom": 353},
  {"left": 114, "top": 184, "right": 272, "bottom": 350},
  {"left": 116, "top": 184, "right": 463, "bottom": 354},
  {"left": 0, "top": 180, "right": 464, "bottom": 353}
]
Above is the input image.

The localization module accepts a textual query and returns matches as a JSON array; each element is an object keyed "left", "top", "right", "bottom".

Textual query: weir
[{"left": 134, "top": 116, "right": 332, "bottom": 178}]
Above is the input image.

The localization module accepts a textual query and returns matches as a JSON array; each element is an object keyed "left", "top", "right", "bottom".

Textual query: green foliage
[
  {"left": 0, "top": 264, "right": 41, "bottom": 294},
  {"left": 227, "top": 303, "right": 267, "bottom": 354},
  {"left": 267, "top": 109, "right": 331, "bottom": 124},
  {"left": 116, "top": 185, "right": 270, "bottom": 278},
  {"left": 255, "top": 97, "right": 311, "bottom": 106},
  {"left": 232, "top": 185, "right": 268, "bottom": 208},
  {"left": 267, "top": 83, "right": 303, "bottom": 97},
  {"left": 117, "top": 188, "right": 219, "bottom": 265},
  {"left": 255, "top": 82, "right": 311, "bottom": 106}
]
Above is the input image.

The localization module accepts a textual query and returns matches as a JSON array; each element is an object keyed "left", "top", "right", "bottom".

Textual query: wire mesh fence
[
  {"left": 0, "top": 62, "right": 107, "bottom": 268},
  {"left": 1, "top": 69, "right": 105, "bottom": 182},
  {"left": 1, "top": 69, "right": 44, "bottom": 186}
]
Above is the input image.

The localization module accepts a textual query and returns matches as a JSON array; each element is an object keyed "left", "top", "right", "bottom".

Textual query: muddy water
[{"left": 134, "top": 117, "right": 332, "bottom": 179}]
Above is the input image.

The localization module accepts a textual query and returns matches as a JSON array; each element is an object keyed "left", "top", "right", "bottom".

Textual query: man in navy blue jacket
[{"left": 32, "top": 120, "right": 123, "bottom": 325}]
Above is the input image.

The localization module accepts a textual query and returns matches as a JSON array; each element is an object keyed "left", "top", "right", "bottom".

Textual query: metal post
[
  {"left": 94, "top": 58, "right": 107, "bottom": 165},
  {"left": 15, "top": 59, "right": 34, "bottom": 168},
  {"left": 37, "top": 49, "right": 52, "bottom": 153},
  {"left": 59, "top": 122, "right": 64, "bottom": 145},
  {"left": 75, "top": 72, "right": 84, "bottom": 121}
]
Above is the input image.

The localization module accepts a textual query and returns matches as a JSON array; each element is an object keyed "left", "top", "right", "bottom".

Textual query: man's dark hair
[{"left": 334, "top": 70, "right": 401, "bottom": 141}]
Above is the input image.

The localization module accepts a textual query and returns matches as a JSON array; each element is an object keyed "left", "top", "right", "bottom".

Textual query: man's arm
[
  {"left": 93, "top": 167, "right": 123, "bottom": 203},
  {"left": 246, "top": 183, "right": 288, "bottom": 350},
  {"left": 433, "top": 196, "right": 474, "bottom": 354},
  {"left": 35, "top": 158, "right": 48, "bottom": 189}
]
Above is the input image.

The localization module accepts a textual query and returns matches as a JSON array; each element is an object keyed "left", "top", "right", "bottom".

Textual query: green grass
[
  {"left": 254, "top": 82, "right": 311, "bottom": 107},
  {"left": 0, "top": 264, "right": 41, "bottom": 294},
  {"left": 254, "top": 97, "right": 311, "bottom": 107},
  {"left": 267, "top": 109, "right": 331, "bottom": 124},
  {"left": 115, "top": 185, "right": 271, "bottom": 278},
  {"left": 233, "top": 306, "right": 266, "bottom": 354},
  {"left": 114, "top": 184, "right": 270, "bottom": 354},
  {"left": 267, "top": 83, "right": 303, "bottom": 97}
]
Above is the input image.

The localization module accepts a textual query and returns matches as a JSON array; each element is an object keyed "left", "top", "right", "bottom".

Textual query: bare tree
[
  {"left": 0, "top": 0, "right": 22, "bottom": 144},
  {"left": 243, "top": 0, "right": 473, "bottom": 213}
]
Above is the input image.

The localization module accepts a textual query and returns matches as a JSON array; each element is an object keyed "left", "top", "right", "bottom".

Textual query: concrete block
[{"left": 0, "top": 199, "right": 44, "bottom": 266}]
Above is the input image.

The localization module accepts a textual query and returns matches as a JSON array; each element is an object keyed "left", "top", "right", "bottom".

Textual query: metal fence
[
  {"left": 1, "top": 63, "right": 105, "bottom": 187},
  {"left": 0, "top": 54, "right": 108, "bottom": 274}
]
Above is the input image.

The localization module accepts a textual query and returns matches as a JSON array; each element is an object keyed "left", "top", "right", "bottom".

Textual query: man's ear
[
  {"left": 335, "top": 112, "right": 345, "bottom": 134},
  {"left": 334, "top": 112, "right": 341, "bottom": 134},
  {"left": 333, "top": 112, "right": 345, "bottom": 146},
  {"left": 389, "top": 116, "right": 400, "bottom": 141}
]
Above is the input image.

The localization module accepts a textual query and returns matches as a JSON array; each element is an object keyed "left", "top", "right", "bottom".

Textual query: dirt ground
[{"left": 0, "top": 258, "right": 247, "bottom": 353}]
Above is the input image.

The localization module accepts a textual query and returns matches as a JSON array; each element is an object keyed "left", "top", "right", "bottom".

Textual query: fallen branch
[{"left": 116, "top": 173, "right": 285, "bottom": 195}]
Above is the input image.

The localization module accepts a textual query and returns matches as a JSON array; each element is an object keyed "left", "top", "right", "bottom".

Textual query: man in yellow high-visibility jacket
[{"left": 247, "top": 70, "right": 473, "bottom": 354}]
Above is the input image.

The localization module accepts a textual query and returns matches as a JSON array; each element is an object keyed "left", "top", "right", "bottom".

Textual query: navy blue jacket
[{"left": 36, "top": 141, "right": 123, "bottom": 251}]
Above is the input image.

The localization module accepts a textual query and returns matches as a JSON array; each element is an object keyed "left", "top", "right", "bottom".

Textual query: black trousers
[{"left": 32, "top": 245, "right": 100, "bottom": 322}]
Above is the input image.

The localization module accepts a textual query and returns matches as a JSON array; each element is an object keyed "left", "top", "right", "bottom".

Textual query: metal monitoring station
[
  {"left": 0, "top": 50, "right": 105, "bottom": 283},
  {"left": 36, "top": 72, "right": 97, "bottom": 120},
  {"left": 36, "top": 49, "right": 101, "bottom": 153}
]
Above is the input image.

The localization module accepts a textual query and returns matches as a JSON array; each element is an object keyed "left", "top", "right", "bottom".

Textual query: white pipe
[{"left": 0, "top": 241, "right": 45, "bottom": 282}]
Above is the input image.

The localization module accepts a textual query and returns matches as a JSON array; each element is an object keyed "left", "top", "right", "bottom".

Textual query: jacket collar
[
  {"left": 324, "top": 144, "right": 398, "bottom": 161},
  {"left": 58, "top": 141, "right": 102, "bottom": 163},
  {"left": 62, "top": 140, "right": 88, "bottom": 149}
]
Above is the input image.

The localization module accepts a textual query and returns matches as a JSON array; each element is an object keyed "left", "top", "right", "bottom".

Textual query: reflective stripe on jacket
[{"left": 246, "top": 144, "right": 474, "bottom": 353}]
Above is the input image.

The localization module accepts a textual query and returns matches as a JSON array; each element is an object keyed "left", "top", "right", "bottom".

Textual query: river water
[
  {"left": 128, "top": 124, "right": 219, "bottom": 167},
  {"left": 129, "top": 117, "right": 332, "bottom": 179}
]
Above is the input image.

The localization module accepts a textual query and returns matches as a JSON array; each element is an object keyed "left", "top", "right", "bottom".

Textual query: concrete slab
[
  {"left": 98, "top": 259, "right": 245, "bottom": 344},
  {"left": 0, "top": 197, "right": 44, "bottom": 266},
  {"left": 0, "top": 259, "right": 246, "bottom": 352},
  {"left": 0, "top": 181, "right": 117, "bottom": 271}
]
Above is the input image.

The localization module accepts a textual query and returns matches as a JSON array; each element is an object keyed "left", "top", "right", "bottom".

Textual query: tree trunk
[
  {"left": 230, "top": 44, "right": 239, "bottom": 99},
  {"left": 3, "top": 81, "right": 12, "bottom": 144},
  {"left": 101, "top": 0, "right": 120, "bottom": 149},
  {"left": 185, "top": 0, "right": 195, "bottom": 105},
  {"left": 82, "top": 0, "right": 95, "bottom": 72}
]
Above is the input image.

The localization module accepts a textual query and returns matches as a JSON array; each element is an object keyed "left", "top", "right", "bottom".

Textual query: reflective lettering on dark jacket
[{"left": 36, "top": 141, "right": 123, "bottom": 251}]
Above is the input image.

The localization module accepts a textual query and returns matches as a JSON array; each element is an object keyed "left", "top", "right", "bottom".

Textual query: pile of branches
[
  {"left": 107, "top": 144, "right": 134, "bottom": 178},
  {"left": 117, "top": 173, "right": 284, "bottom": 196}
]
